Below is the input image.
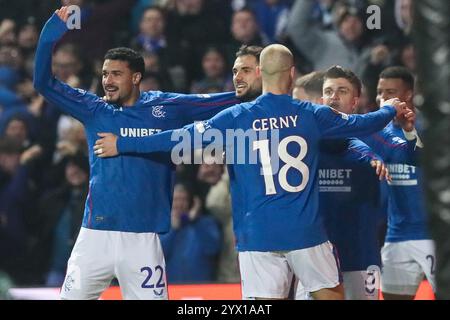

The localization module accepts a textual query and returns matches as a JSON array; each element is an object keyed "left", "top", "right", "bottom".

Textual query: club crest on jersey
[
  {"left": 195, "top": 121, "right": 211, "bottom": 134},
  {"left": 152, "top": 105, "right": 166, "bottom": 118}
]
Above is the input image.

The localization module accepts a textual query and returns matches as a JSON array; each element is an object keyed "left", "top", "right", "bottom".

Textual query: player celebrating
[
  {"left": 34, "top": 7, "right": 239, "bottom": 300},
  {"left": 376, "top": 66, "right": 435, "bottom": 300}
]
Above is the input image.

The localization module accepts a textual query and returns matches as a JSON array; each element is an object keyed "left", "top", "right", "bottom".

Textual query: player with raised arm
[{"left": 33, "top": 6, "right": 239, "bottom": 300}]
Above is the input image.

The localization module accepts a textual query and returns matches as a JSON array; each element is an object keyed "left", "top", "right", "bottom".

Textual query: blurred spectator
[
  {"left": 30, "top": 153, "right": 88, "bottom": 286},
  {"left": 130, "top": 0, "right": 161, "bottom": 33},
  {"left": 242, "top": 0, "right": 292, "bottom": 44},
  {"left": 0, "top": 137, "right": 40, "bottom": 284},
  {"left": 22, "top": 152, "right": 88, "bottom": 285},
  {"left": 395, "top": 0, "right": 413, "bottom": 36},
  {"left": 17, "top": 23, "right": 38, "bottom": 56},
  {"left": 54, "top": 117, "right": 87, "bottom": 162},
  {"left": 160, "top": 183, "right": 222, "bottom": 283},
  {"left": 205, "top": 169, "right": 240, "bottom": 283},
  {"left": 225, "top": 8, "right": 267, "bottom": 68},
  {"left": 132, "top": 6, "right": 167, "bottom": 55},
  {"left": 398, "top": 42, "right": 416, "bottom": 74},
  {"left": 3, "top": 114, "right": 32, "bottom": 149},
  {"left": 0, "top": 19, "right": 16, "bottom": 46},
  {"left": 287, "top": 0, "right": 373, "bottom": 71},
  {"left": 190, "top": 47, "right": 233, "bottom": 94},
  {"left": 140, "top": 72, "right": 162, "bottom": 91},
  {"left": 131, "top": 6, "right": 180, "bottom": 90},
  {"left": 0, "top": 45, "right": 24, "bottom": 92},
  {"left": 164, "top": 0, "right": 230, "bottom": 87},
  {"left": 195, "top": 157, "right": 224, "bottom": 204},
  {"left": 52, "top": 44, "right": 83, "bottom": 84},
  {"left": 140, "top": 52, "right": 174, "bottom": 91},
  {"left": 58, "top": 0, "right": 137, "bottom": 62}
]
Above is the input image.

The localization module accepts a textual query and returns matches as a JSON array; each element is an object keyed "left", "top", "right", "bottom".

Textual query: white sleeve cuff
[{"left": 403, "top": 128, "right": 424, "bottom": 148}]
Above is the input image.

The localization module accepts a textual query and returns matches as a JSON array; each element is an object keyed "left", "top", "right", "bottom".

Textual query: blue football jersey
[
  {"left": 383, "top": 123, "right": 429, "bottom": 242},
  {"left": 360, "top": 122, "right": 428, "bottom": 241},
  {"left": 34, "top": 14, "right": 239, "bottom": 233},
  {"left": 118, "top": 93, "right": 397, "bottom": 251},
  {"left": 318, "top": 138, "right": 382, "bottom": 271}
]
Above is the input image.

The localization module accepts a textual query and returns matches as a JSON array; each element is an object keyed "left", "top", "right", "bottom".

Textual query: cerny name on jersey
[{"left": 252, "top": 115, "right": 298, "bottom": 131}]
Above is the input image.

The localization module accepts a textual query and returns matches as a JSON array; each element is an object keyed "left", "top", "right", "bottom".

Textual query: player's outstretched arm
[
  {"left": 343, "top": 138, "right": 390, "bottom": 181},
  {"left": 95, "top": 106, "right": 236, "bottom": 158},
  {"left": 94, "top": 128, "right": 182, "bottom": 157},
  {"left": 147, "top": 91, "right": 239, "bottom": 122},
  {"left": 316, "top": 98, "right": 413, "bottom": 139},
  {"left": 361, "top": 128, "right": 421, "bottom": 166},
  {"left": 33, "top": 6, "right": 102, "bottom": 123}
]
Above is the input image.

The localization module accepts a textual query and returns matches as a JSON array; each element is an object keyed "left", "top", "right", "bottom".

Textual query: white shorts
[
  {"left": 381, "top": 240, "right": 436, "bottom": 296},
  {"left": 239, "top": 241, "right": 341, "bottom": 299},
  {"left": 295, "top": 267, "right": 381, "bottom": 300},
  {"left": 60, "top": 227, "right": 167, "bottom": 300}
]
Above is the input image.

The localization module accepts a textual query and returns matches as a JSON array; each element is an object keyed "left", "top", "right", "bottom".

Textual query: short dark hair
[
  {"left": 233, "top": 7, "right": 257, "bottom": 20},
  {"left": 379, "top": 66, "right": 415, "bottom": 90},
  {"left": 324, "top": 65, "right": 362, "bottom": 96},
  {"left": 104, "top": 47, "right": 145, "bottom": 76},
  {"left": 295, "top": 71, "right": 325, "bottom": 98},
  {"left": 236, "top": 45, "right": 263, "bottom": 63},
  {"left": 141, "top": 5, "right": 166, "bottom": 19}
]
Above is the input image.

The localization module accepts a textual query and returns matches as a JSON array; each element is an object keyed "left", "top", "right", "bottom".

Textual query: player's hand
[
  {"left": 370, "top": 160, "right": 391, "bottom": 181},
  {"left": 94, "top": 133, "right": 119, "bottom": 157},
  {"left": 396, "top": 108, "right": 416, "bottom": 132},
  {"left": 20, "top": 145, "right": 43, "bottom": 165},
  {"left": 55, "top": 6, "right": 70, "bottom": 23},
  {"left": 381, "top": 98, "right": 408, "bottom": 117}
]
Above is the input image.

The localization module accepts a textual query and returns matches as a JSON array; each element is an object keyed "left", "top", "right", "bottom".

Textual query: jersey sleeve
[
  {"left": 344, "top": 138, "right": 383, "bottom": 164},
  {"left": 33, "top": 14, "right": 105, "bottom": 123},
  {"left": 314, "top": 105, "right": 396, "bottom": 139},
  {"left": 117, "top": 106, "right": 236, "bottom": 154},
  {"left": 360, "top": 128, "right": 420, "bottom": 165},
  {"left": 146, "top": 91, "right": 240, "bottom": 122}
]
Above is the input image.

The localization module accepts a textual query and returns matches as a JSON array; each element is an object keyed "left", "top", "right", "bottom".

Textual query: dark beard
[{"left": 237, "top": 89, "right": 261, "bottom": 102}]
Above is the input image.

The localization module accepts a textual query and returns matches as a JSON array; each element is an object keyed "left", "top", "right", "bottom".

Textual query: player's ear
[
  {"left": 320, "top": 97, "right": 325, "bottom": 105},
  {"left": 133, "top": 72, "right": 142, "bottom": 85},
  {"left": 405, "top": 90, "right": 414, "bottom": 103},
  {"left": 352, "top": 96, "right": 360, "bottom": 113},
  {"left": 255, "top": 65, "right": 261, "bottom": 77}
]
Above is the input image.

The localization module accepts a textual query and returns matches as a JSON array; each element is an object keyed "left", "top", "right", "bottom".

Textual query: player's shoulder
[
  {"left": 140, "top": 90, "right": 166, "bottom": 103},
  {"left": 72, "top": 87, "right": 110, "bottom": 108},
  {"left": 140, "top": 91, "right": 238, "bottom": 104},
  {"left": 293, "top": 99, "right": 329, "bottom": 115},
  {"left": 223, "top": 100, "right": 254, "bottom": 118}
]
